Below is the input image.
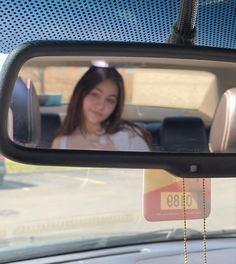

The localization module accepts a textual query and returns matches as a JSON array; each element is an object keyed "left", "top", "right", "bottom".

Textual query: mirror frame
[{"left": 0, "top": 40, "right": 236, "bottom": 178}]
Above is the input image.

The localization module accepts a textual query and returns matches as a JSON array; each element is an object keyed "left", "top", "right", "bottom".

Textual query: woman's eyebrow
[
  {"left": 96, "top": 88, "right": 117, "bottom": 97},
  {"left": 94, "top": 88, "right": 103, "bottom": 93}
]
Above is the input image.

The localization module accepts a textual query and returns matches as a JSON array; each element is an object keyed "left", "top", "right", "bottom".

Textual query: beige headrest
[
  {"left": 8, "top": 108, "right": 13, "bottom": 140},
  {"left": 209, "top": 88, "right": 236, "bottom": 153}
]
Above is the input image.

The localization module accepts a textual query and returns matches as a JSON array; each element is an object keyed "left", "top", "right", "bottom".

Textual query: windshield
[
  {"left": 0, "top": 163, "right": 235, "bottom": 261},
  {"left": 0, "top": 0, "right": 236, "bottom": 262},
  {"left": 0, "top": 54, "right": 8, "bottom": 71}
]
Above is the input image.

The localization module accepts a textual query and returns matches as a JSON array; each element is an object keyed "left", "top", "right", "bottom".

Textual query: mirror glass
[{"left": 9, "top": 55, "right": 236, "bottom": 153}]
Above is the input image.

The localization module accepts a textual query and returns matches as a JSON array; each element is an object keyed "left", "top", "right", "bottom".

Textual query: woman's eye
[
  {"left": 90, "top": 92, "right": 99, "bottom": 98},
  {"left": 107, "top": 98, "right": 116, "bottom": 105}
]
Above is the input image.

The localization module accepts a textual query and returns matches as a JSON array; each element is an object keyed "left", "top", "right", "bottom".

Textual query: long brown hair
[{"left": 56, "top": 66, "right": 151, "bottom": 145}]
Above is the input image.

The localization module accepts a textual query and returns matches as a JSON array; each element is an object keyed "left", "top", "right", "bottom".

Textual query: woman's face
[{"left": 82, "top": 79, "right": 118, "bottom": 129}]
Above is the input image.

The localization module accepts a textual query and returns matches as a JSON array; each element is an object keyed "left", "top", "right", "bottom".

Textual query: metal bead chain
[
  {"left": 202, "top": 178, "right": 207, "bottom": 264},
  {"left": 182, "top": 177, "right": 208, "bottom": 264},
  {"left": 182, "top": 177, "right": 188, "bottom": 264}
]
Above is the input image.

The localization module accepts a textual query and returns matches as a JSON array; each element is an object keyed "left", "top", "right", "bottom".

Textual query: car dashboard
[{"left": 3, "top": 238, "right": 235, "bottom": 264}]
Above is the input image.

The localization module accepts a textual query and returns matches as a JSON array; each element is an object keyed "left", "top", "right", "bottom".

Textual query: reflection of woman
[{"left": 52, "top": 66, "right": 151, "bottom": 151}]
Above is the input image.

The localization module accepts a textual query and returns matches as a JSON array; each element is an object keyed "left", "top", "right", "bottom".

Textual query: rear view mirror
[{"left": 0, "top": 41, "right": 236, "bottom": 177}]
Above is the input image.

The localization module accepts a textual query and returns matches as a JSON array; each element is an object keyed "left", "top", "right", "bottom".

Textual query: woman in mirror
[{"left": 52, "top": 66, "right": 151, "bottom": 151}]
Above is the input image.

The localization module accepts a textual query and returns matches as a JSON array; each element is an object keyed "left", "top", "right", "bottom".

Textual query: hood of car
[{"left": 0, "top": 0, "right": 235, "bottom": 53}]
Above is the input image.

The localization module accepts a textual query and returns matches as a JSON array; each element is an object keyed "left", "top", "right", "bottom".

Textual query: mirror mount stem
[{"left": 167, "top": 0, "right": 199, "bottom": 46}]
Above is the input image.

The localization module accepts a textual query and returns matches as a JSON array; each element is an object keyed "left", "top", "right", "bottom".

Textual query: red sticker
[{"left": 143, "top": 170, "right": 211, "bottom": 221}]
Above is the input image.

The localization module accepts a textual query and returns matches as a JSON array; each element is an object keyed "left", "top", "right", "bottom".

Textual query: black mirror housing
[{"left": 0, "top": 40, "right": 236, "bottom": 178}]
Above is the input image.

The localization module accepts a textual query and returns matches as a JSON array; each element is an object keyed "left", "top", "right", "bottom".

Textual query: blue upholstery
[{"left": 159, "top": 117, "right": 209, "bottom": 152}]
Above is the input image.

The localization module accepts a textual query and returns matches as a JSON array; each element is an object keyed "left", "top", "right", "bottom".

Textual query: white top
[{"left": 59, "top": 127, "right": 150, "bottom": 152}]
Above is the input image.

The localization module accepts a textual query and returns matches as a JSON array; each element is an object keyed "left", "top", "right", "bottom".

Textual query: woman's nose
[{"left": 96, "top": 98, "right": 106, "bottom": 110}]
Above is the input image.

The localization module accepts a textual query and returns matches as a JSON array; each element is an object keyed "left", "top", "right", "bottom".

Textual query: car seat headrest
[
  {"left": 160, "top": 117, "right": 208, "bottom": 152},
  {"left": 209, "top": 88, "right": 236, "bottom": 153},
  {"left": 10, "top": 77, "right": 41, "bottom": 146},
  {"left": 8, "top": 108, "right": 13, "bottom": 140}
]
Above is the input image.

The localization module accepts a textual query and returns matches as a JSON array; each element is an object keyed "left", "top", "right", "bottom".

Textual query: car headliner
[{"left": 0, "top": 0, "right": 235, "bottom": 53}]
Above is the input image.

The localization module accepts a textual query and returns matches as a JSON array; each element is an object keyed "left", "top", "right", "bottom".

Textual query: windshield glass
[
  {"left": 0, "top": 162, "right": 235, "bottom": 260},
  {"left": 0, "top": 54, "right": 8, "bottom": 71},
  {"left": 1, "top": 0, "right": 236, "bottom": 262}
]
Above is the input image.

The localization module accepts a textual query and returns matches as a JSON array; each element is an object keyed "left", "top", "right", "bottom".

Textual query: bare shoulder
[{"left": 51, "top": 136, "right": 62, "bottom": 149}]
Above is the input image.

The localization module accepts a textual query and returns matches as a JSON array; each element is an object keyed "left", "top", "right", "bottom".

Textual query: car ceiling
[{"left": 0, "top": 0, "right": 235, "bottom": 54}]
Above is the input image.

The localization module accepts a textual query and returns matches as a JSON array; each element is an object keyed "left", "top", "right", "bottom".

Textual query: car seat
[
  {"left": 159, "top": 116, "right": 209, "bottom": 152},
  {"left": 209, "top": 88, "right": 236, "bottom": 152},
  {"left": 135, "top": 121, "right": 161, "bottom": 151},
  {"left": 10, "top": 77, "right": 41, "bottom": 146},
  {"left": 38, "top": 113, "right": 61, "bottom": 148}
]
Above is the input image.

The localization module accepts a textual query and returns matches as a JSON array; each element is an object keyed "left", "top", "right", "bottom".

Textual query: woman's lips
[{"left": 91, "top": 110, "right": 103, "bottom": 117}]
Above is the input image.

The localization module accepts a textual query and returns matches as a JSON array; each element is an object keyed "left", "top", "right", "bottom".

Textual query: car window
[
  {"left": 19, "top": 66, "right": 216, "bottom": 106},
  {"left": 18, "top": 67, "right": 214, "bottom": 129}
]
